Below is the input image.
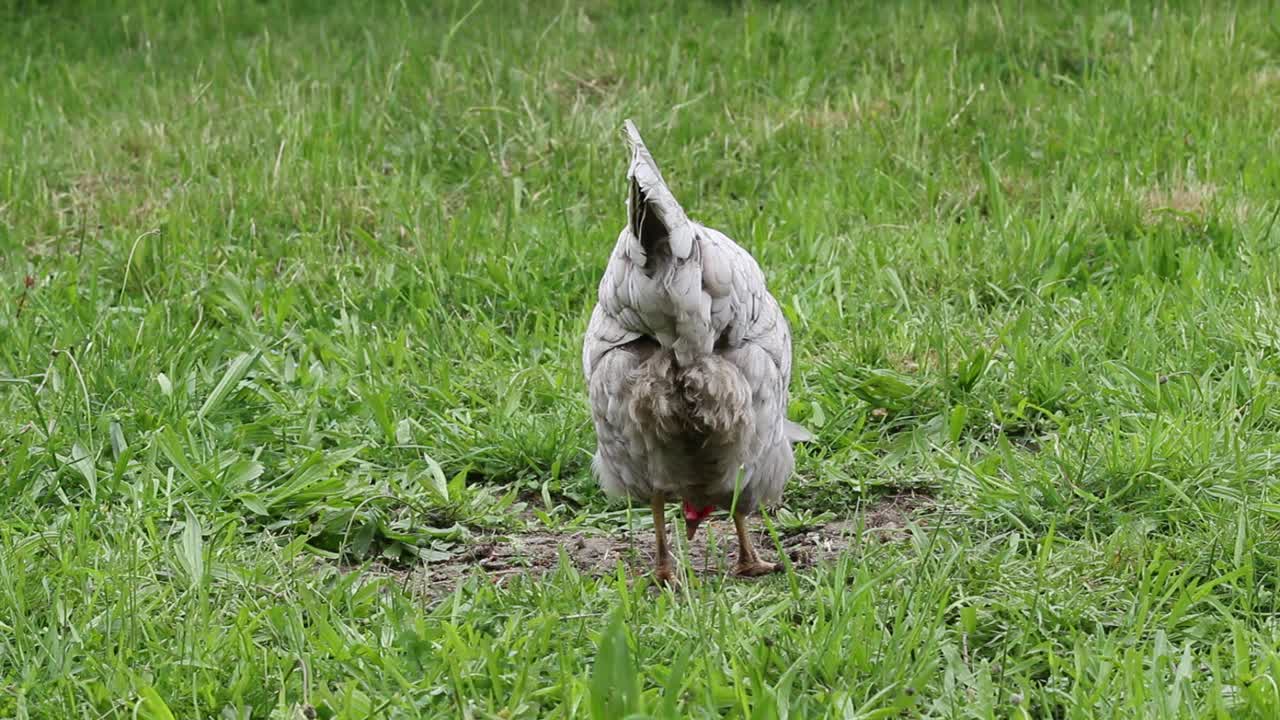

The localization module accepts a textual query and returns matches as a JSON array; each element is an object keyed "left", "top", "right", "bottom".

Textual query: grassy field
[{"left": 4, "top": 0, "right": 1280, "bottom": 717}]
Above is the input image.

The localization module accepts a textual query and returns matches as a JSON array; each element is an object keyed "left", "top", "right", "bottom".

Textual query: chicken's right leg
[{"left": 651, "top": 494, "right": 676, "bottom": 585}]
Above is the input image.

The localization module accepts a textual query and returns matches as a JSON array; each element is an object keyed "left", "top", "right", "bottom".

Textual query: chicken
[{"left": 582, "top": 121, "right": 812, "bottom": 584}]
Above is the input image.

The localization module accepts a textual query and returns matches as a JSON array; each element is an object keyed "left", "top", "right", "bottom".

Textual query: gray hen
[{"left": 582, "top": 121, "right": 812, "bottom": 583}]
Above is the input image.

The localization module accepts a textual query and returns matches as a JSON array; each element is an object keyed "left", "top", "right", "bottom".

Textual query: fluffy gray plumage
[{"left": 582, "top": 121, "right": 811, "bottom": 522}]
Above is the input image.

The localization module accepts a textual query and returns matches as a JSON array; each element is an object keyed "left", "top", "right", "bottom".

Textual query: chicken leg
[
  {"left": 733, "top": 512, "right": 779, "bottom": 577},
  {"left": 652, "top": 494, "right": 676, "bottom": 585}
]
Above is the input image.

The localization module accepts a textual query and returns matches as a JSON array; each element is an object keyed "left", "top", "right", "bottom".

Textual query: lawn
[{"left": 4, "top": 0, "right": 1280, "bottom": 717}]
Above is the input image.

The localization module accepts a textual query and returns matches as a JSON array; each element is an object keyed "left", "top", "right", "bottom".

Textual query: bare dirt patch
[
  {"left": 1141, "top": 182, "right": 1217, "bottom": 224},
  {"left": 385, "top": 493, "right": 930, "bottom": 597},
  {"left": 1138, "top": 181, "right": 1263, "bottom": 228},
  {"left": 1246, "top": 67, "right": 1280, "bottom": 94}
]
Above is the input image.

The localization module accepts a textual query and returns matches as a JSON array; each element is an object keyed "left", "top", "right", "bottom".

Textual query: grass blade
[{"left": 197, "top": 351, "right": 260, "bottom": 421}]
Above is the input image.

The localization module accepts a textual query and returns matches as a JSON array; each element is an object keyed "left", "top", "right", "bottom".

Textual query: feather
[
  {"left": 784, "top": 419, "right": 815, "bottom": 443},
  {"left": 624, "top": 120, "right": 694, "bottom": 262}
]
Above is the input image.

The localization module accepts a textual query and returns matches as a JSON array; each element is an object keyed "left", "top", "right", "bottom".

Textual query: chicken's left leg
[
  {"left": 733, "top": 512, "right": 780, "bottom": 577},
  {"left": 651, "top": 494, "right": 677, "bottom": 585}
]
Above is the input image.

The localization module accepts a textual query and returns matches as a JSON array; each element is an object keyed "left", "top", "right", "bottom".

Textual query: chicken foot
[{"left": 733, "top": 512, "right": 780, "bottom": 577}]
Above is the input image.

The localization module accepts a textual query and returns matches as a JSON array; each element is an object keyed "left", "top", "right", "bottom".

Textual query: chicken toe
[{"left": 733, "top": 559, "right": 780, "bottom": 577}]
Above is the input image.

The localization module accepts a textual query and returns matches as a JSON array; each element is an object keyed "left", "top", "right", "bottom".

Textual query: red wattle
[{"left": 683, "top": 501, "right": 715, "bottom": 522}]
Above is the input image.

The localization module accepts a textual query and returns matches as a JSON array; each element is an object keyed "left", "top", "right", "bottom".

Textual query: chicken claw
[{"left": 733, "top": 560, "right": 780, "bottom": 577}]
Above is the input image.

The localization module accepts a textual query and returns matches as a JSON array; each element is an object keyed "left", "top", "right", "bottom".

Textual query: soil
[{"left": 374, "top": 493, "right": 930, "bottom": 597}]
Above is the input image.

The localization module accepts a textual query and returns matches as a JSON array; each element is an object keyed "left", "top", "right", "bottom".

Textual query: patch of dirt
[
  {"left": 1141, "top": 182, "right": 1217, "bottom": 224},
  {"left": 800, "top": 98, "right": 892, "bottom": 128},
  {"left": 1139, "top": 181, "right": 1262, "bottom": 228},
  {"left": 1246, "top": 67, "right": 1280, "bottom": 94},
  {"left": 391, "top": 493, "right": 930, "bottom": 597}
]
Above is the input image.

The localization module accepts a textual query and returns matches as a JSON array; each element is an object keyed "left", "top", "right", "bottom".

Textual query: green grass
[{"left": 4, "top": 0, "right": 1280, "bottom": 716}]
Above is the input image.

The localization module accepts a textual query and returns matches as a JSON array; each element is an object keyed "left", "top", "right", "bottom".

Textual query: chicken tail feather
[{"left": 624, "top": 120, "right": 694, "bottom": 263}]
